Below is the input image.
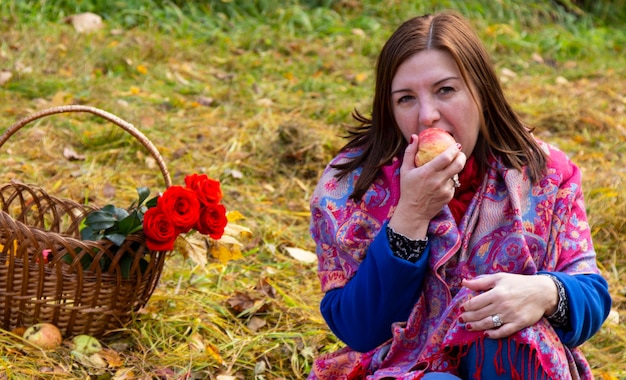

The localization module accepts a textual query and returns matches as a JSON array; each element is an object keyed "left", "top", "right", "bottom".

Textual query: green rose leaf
[
  {"left": 117, "top": 212, "right": 142, "bottom": 235},
  {"left": 112, "top": 207, "right": 130, "bottom": 221},
  {"left": 104, "top": 232, "right": 128, "bottom": 247},
  {"left": 137, "top": 187, "right": 151, "bottom": 206},
  {"left": 85, "top": 206, "right": 118, "bottom": 231}
]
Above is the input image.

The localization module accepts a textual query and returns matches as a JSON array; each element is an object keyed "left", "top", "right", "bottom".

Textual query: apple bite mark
[
  {"left": 414, "top": 128, "right": 457, "bottom": 167},
  {"left": 415, "top": 128, "right": 461, "bottom": 188}
]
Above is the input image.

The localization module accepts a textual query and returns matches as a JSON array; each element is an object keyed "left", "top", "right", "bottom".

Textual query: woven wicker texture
[{"left": 0, "top": 105, "right": 171, "bottom": 337}]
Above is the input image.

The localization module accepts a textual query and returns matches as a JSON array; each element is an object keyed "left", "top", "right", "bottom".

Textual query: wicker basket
[{"left": 0, "top": 105, "right": 172, "bottom": 338}]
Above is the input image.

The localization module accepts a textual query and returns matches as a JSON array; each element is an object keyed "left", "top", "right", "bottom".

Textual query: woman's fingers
[{"left": 459, "top": 273, "right": 552, "bottom": 338}]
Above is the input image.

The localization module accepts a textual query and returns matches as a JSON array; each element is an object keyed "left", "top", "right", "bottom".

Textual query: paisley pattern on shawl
[{"left": 308, "top": 141, "right": 600, "bottom": 380}]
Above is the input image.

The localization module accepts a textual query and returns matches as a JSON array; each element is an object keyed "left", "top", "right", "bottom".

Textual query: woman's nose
[{"left": 418, "top": 100, "right": 440, "bottom": 127}]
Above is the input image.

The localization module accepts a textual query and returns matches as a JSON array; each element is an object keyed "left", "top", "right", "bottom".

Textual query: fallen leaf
[
  {"left": 227, "top": 291, "right": 255, "bottom": 314},
  {"left": 15, "top": 62, "right": 32, "bottom": 73},
  {"left": 247, "top": 316, "right": 266, "bottom": 332},
  {"left": 72, "top": 351, "right": 107, "bottom": 368},
  {"left": 37, "top": 366, "right": 72, "bottom": 375},
  {"left": 597, "top": 372, "right": 619, "bottom": 380},
  {"left": 353, "top": 72, "right": 368, "bottom": 84},
  {"left": 50, "top": 91, "right": 73, "bottom": 107},
  {"left": 188, "top": 332, "right": 206, "bottom": 353},
  {"left": 136, "top": 64, "right": 148, "bottom": 74},
  {"left": 208, "top": 240, "right": 243, "bottom": 264},
  {"left": 255, "top": 277, "right": 277, "bottom": 299},
  {"left": 153, "top": 368, "right": 177, "bottom": 378},
  {"left": 197, "top": 96, "right": 215, "bottom": 107},
  {"left": 216, "top": 375, "right": 238, "bottom": 380},
  {"left": 227, "top": 169, "right": 243, "bottom": 179},
  {"left": 226, "top": 291, "right": 270, "bottom": 315},
  {"left": 144, "top": 156, "right": 157, "bottom": 169},
  {"left": 254, "top": 360, "right": 267, "bottom": 376},
  {"left": 555, "top": 76, "right": 569, "bottom": 85},
  {"left": 65, "top": 12, "right": 104, "bottom": 33},
  {"left": 0, "top": 71, "right": 12, "bottom": 85},
  {"left": 500, "top": 67, "right": 517, "bottom": 78},
  {"left": 284, "top": 246, "right": 317, "bottom": 264},
  {"left": 112, "top": 368, "right": 137, "bottom": 380},
  {"left": 63, "top": 147, "right": 85, "bottom": 161},
  {"left": 176, "top": 234, "right": 208, "bottom": 267},
  {"left": 351, "top": 28, "right": 365, "bottom": 37},
  {"left": 256, "top": 98, "right": 273, "bottom": 107},
  {"left": 100, "top": 348, "right": 124, "bottom": 367},
  {"left": 206, "top": 342, "right": 225, "bottom": 365}
]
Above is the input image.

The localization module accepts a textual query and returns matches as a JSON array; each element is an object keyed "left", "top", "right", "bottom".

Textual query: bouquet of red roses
[
  {"left": 81, "top": 173, "right": 228, "bottom": 252},
  {"left": 142, "top": 173, "right": 227, "bottom": 251}
]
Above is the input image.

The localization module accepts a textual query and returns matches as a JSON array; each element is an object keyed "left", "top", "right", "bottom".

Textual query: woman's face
[{"left": 391, "top": 49, "right": 481, "bottom": 158}]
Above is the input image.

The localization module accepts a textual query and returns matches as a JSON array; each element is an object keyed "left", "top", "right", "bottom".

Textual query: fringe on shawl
[{"left": 432, "top": 336, "right": 551, "bottom": 380}]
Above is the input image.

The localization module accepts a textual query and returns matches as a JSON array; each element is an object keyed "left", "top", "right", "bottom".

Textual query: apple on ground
[
  {"left": 72, "top": 334, "right": 103, "bottom": 355},
  {"left": 415, "top": 128, "right": 457, "bottom": 167},
  {"left": 23, "top": 322, "right": 63, "bottom": 350}
]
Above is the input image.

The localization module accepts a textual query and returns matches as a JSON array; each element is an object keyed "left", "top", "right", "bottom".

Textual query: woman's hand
[
  {"left": 459, "top": 273, "right": 559, "bottom": 339},
  {"left": 388, "top": 133, "right": 465, "bottom": 240}
]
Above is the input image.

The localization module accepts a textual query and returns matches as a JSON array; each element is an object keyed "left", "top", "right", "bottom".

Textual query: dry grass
[{"left": 0, "top": 1, "right": 625, "bottom": 378}]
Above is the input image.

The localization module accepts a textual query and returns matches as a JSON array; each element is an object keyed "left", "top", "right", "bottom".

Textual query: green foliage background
[{"left": 0, "top": 0, "right": 625, "bottom": 378}]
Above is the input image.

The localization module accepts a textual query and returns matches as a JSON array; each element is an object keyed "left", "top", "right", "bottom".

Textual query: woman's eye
[
  {"left": 397, "top": 95, "right": 414, "bottom": 104},
  {"left": 438, "top": 86, "right": 455, "bottom": 95}
]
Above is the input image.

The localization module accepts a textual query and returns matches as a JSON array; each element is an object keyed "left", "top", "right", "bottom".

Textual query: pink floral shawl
[{"left": 309, "top": 141, "right": 600, "bottom": 379}]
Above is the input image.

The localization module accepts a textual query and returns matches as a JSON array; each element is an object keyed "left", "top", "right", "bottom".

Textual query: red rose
[
  {"left": 158, "top": 185, "right": 201, "bottom": 233},
  {"left": 143, "top": 206, "right": 178, "bottom": 251},
  {"left": 184, "top": 173, "right": 223, "bottom": 206},
  {"left": 196, "top": 203, "right": 228, "bottom": 240}
]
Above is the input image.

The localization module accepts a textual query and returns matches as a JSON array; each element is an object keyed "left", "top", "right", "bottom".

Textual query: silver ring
[
  {"left": 452, "top": 175, "right": 461, "bottom": 188},
  {"left": 491, "top": 314, "right": 503, "bottom": 328}
]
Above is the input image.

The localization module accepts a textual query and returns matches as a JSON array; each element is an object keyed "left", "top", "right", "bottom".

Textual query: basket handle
[{"left": 0, "top": 105, "right": 171, "bottom": 188}]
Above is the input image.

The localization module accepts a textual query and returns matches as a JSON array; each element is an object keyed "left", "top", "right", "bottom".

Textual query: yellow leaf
[
  {"left": 50, "top": 91, "right": 72, "bottom": 107},
  {"left": 227, "top": 210, "right": 246, "bottom": 222},
  {"left": 175, "top": 234, "right": 208, "bottom": 267},
  {"left": 284, "top": 72, "right": 294, "bottom": 81},
  {"left": 223, "top": 222, "right": 252, "bottom": 239},
  {"left": 206, "top": 342, "right": 225, "bottom": 365},
  {"left": 354, "top": 72, "right": 368, "bottom": 84},
  {"left": 188, "top": 332, "right": 206, "bottom": 353},
  {"left": 112, "top": 368, "right": 136, "bottom": 380},
  {"left": 136, "top": 64, "right": 148, "bottom": 75},
  {"left": 209, "top": 241, "right": 243, "bottom": 264},
  {"left": 99, "top": 348, "right": 124, "bottom": 368},
  {"left": 597, "top": 372, "right": 618, "bottom": 380}
]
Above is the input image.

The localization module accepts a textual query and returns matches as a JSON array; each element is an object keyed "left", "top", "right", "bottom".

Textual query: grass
[{"left": 0, "top": 0, "right": 625, "bottom": 378}]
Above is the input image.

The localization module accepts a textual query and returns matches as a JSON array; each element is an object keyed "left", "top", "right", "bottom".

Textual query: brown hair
[{"left": 333, "top": 11, "right": 547, "bottom": 201}]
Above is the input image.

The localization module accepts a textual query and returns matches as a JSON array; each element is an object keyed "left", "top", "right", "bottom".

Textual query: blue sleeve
[
  {"left": 538, "top": 271, "right": 612, "bottom": 347},
  {"left": 320, "top": 224, "right": 429, "bottom": 352}
]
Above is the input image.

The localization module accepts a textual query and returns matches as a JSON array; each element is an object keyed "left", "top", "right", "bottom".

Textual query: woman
[{"left": 308, "top": 11, "right": 611, "bottom": 379}]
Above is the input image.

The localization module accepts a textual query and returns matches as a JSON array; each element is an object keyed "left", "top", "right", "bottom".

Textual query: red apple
[
  {"left": 415, "top": 128, "right": 457, "bottom": 166},
  {"left": 23, "top": 322, "right": 63, "bottom": 350}
]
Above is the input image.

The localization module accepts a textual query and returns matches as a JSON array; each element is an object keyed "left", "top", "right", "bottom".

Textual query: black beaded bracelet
[
  {"left": 386, "top": 225, "right": 428, "bottom": 263},
  {"left": 539, "top": 274, "right": 569, "bottom": 327}
]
